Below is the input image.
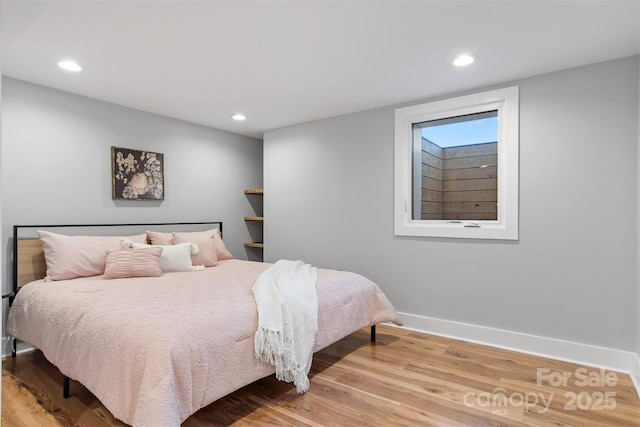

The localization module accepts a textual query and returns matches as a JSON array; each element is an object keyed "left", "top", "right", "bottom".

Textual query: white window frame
[{"left": 394, "top": 86, "right": 519, "bottom": 240}]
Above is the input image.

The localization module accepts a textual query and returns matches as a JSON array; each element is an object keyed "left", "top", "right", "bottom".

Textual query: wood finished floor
[{"left": 2, "top": 325, "right": 640, "bottom": 426}]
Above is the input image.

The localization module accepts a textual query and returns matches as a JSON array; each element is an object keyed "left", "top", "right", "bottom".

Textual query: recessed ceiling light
[
  {"left": 58, "top": 60, "right": 82, "bottom": 72},
  {"left": 232, "top": 114, "right": 247, "bottom": 121},
  {"left": 453, "top": 54, "right": 475, "bottom": 67}
]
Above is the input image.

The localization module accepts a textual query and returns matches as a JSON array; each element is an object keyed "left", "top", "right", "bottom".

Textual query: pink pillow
[
  {"left": 212, "top": 228, "right": 233, "bottom": 260},
  {"left": 103, "top": 247, "right": 162, "bottom": 279},
  {"left": 173, "top": 230, "right": 218, "bottom": 267},
  {"left": 38, "top": 230, "right": 147, "bottom": 281},
  {"left": 146, "top": 230, "right": 174, "bottom": 245}
]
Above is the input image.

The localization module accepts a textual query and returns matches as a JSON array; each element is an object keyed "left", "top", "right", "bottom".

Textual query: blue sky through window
[{"left": 421, "top": 116, "right": 498, "bottom": 148}]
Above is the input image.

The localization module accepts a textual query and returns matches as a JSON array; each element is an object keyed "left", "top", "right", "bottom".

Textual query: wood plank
[
  {"left": 421, "top": 164, "right": 443, "bottom": 180},
  {"left": 421, "top": 201, "right": 443, "bottom": 215},
  {"left": 443, "top": 190, "right": 497, "bottom": 203},
  {"left": 442, "top": 142, "right": 497, "bottom": 159},
  {"left": 4, "top": 326, "right": 640, "bottom": 426},
  {"left": 443, "top": 201, "right": 497, "bottom": 214},
  {"left": 443, "top": 178, "right": 497, "bottom": 192},
  {"left": 421, "top": 138, "right": 443, "bottom": 158},
  {"left": 421, "top": 189, "right": 442, "bottom": 202},
  {"left": 421, "top": 176, "right": 442, "bottom": 192},
  {"left": 244, "top": 216, "right": 264, "bottom": 221},
  {"left": 244, "top": 242, "right": 264, "bottom": 248},
  {"left": 244, "top": 189, "right": 264, "bottom": 195},
  {"left": 444, "top": 154, "right": 497, "bottom": 170},
  {"left": 444, "top": 166, "right": 497, "bottom": 181},
  {"left": 443, "top": 213, "right": 498, "bottom": 221},
  {"left": 422, "top": 151, "right": 444, "bottom": 169}
]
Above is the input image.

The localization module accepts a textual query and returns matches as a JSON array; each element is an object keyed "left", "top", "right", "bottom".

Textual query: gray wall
[
  {"left": 637, "top": 55, "right": 640, "bottom": 365},
  {"left": 1, "top": 77, "right": 263, "bottom": 294},
  {"left": 264, "top": 56, "right": 639, "bottom": 352}
]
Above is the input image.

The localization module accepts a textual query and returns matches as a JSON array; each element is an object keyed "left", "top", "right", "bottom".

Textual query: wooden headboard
[
  {"left": 16, "top": 238, "right": 46, "bottom": 287},
  {"left": 12, "top": 222, "right": 223, "bottom": 293}
]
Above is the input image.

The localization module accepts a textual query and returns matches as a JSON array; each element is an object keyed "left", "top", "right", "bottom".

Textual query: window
[{"left": 394, "top": 86, "right": 519, "bottom": 240}]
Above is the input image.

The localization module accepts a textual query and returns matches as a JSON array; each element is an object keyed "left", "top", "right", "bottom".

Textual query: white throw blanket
[{"left": 252, "top": 259, "right": 318, "bottom": 393}]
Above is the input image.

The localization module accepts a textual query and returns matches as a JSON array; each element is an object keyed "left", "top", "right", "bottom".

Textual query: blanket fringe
[
  {"left": 254, "top": 327, "right": 311, "bottom": 394},
  {"left": 254, "top": 328, "right": 284, "bottom": 365},
  {"left": 276, "top": 364, "right": 310, "bottom": 394}
]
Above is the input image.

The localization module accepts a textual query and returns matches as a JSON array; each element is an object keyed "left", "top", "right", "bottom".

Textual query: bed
[{"left": 6, "top": 222, "right": 402, "bottom": 426}]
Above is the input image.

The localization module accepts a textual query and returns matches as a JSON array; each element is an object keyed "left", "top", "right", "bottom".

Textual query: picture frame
[{"left": 111, "top": 146, "right": 164, "bottom": 201}]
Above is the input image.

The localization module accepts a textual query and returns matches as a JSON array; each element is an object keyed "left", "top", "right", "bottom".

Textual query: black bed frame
[{"left": 9, "top": 220, "right": 378, "bottom": 400}]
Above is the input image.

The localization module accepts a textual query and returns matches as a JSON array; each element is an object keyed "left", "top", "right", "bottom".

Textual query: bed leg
[
  {"left": 11, "top": 338, "right": 16, "bottom": 358},
  {"left": 63, "top": 376, "right": 70, "bottom": 398},
  {"left": 370, "top": 325, "right": 376, "bottom": 343}
]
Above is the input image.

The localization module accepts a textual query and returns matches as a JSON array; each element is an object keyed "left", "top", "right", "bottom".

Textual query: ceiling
[{"left": 3, "top": 1, "right": 639, "bottom": 139}]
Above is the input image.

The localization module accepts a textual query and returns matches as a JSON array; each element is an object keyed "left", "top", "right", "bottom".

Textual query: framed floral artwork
[{"left": 111, "top": 147, "right": 164, "bottom": 200}]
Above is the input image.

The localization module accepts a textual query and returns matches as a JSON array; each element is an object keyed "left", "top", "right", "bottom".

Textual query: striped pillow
[{"left": 103, "top": 247, "right": 163, "bottom": 279}]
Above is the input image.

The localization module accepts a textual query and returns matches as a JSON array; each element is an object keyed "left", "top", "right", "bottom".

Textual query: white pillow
[{"left": 129, "top": 242, "right": 194, "bottom": 272}]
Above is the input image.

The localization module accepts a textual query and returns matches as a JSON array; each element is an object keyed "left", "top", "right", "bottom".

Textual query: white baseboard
[
  {"left": 395, "top": 312, "right": 640, "bottom": 399},
  {"left": 630, "top": 353, "right": 640, "bottom": 399},
  {"left": 1, "top": 337, "right": 35, "bottom": 358}
]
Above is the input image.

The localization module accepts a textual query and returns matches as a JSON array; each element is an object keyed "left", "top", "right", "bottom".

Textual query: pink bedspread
[{"left": 7, "top": 259, "right": 402, "bottom": 426}]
